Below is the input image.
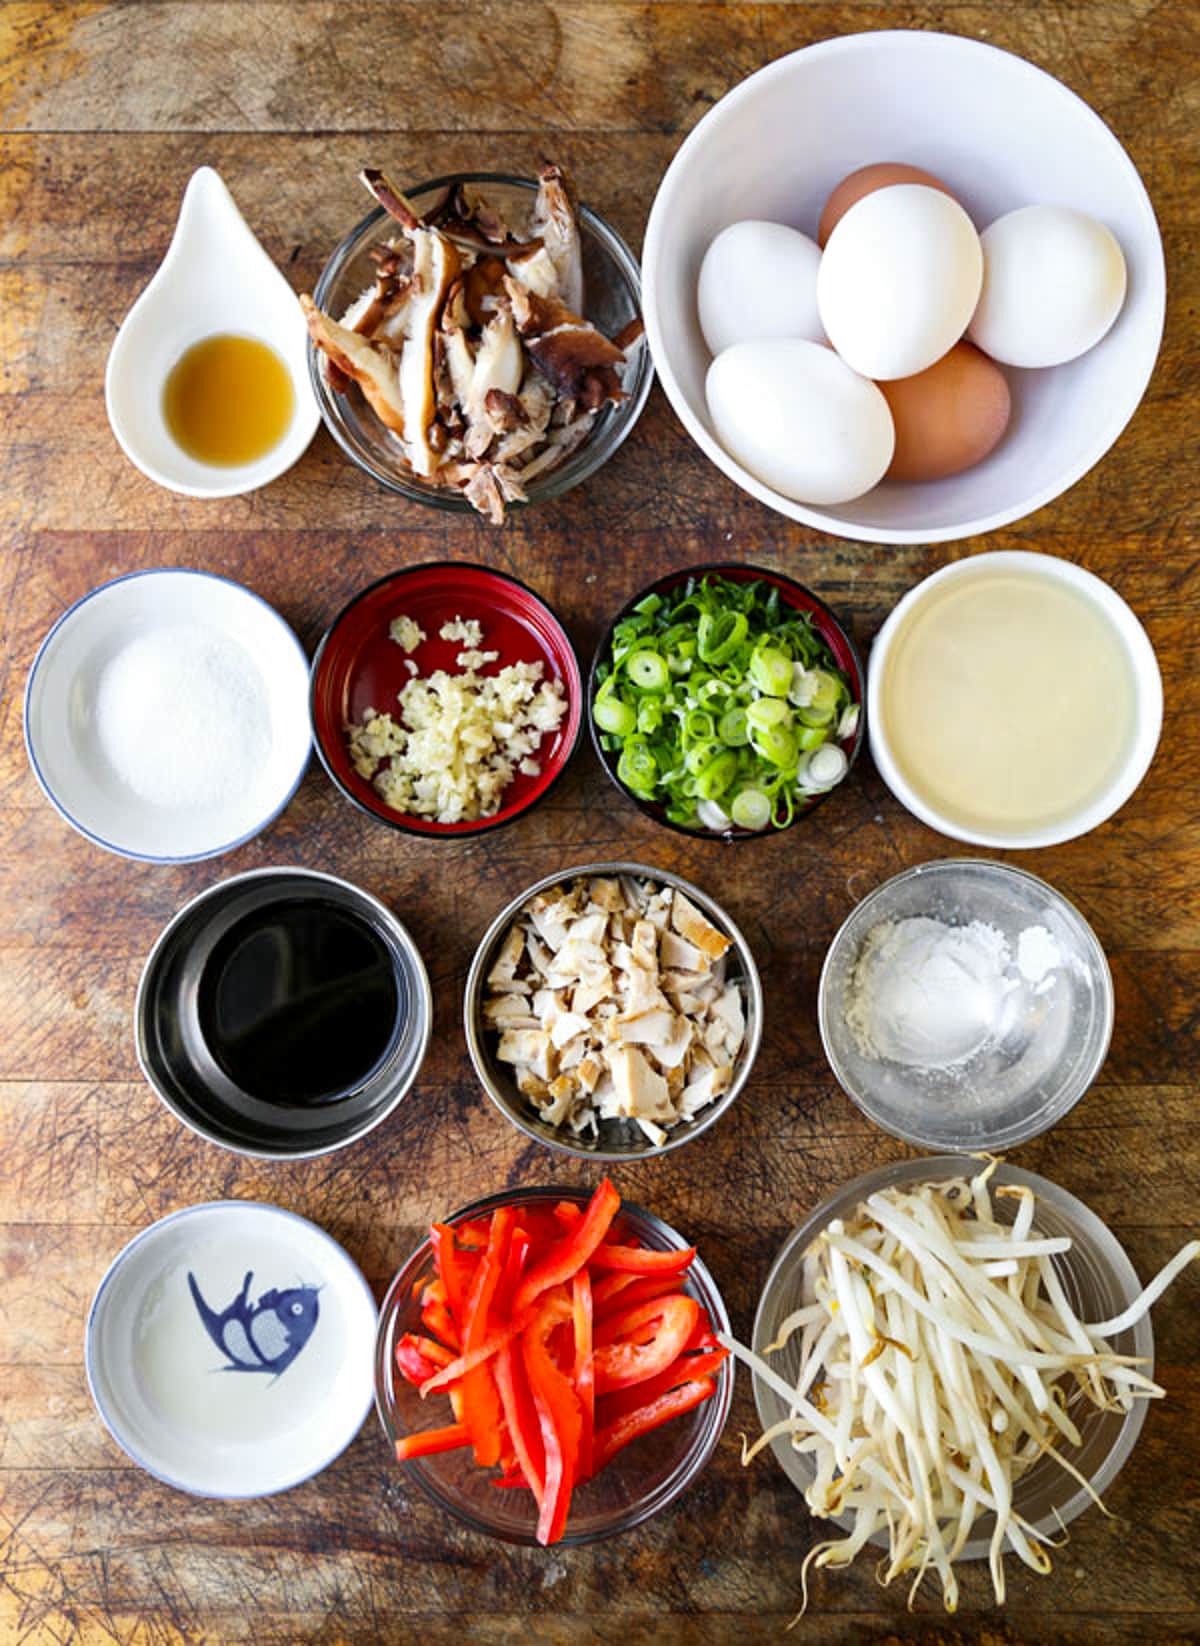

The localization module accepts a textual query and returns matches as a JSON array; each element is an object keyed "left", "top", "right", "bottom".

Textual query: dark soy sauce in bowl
[{"left": 197, "top": 898, "right": 400, "bottom": 1105}]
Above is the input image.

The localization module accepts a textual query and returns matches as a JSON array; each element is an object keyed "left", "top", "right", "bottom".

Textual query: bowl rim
[
  {"left": 586, "top": 560, "right": 866, "bottom": 841},
  {"left": 133, "top": 863, "right": 433, "bottom": 1159},
  {"left": 641, "top": 28, "right": 1167, "bottom": 545},
  {"left": 309, "top": 559, "right": 584, "bottom": 839},
  {"left": 750, "top": 1153, "right": 1153, "bottom": 1557},
  {"left": 463, "top": 858, "right": 764, "bottom": 1162},
  {"left": 374, "top": 1182, "right": 735, "bottom": 1544},
  {"left": 85, "top": 1199, "right": 378, "bottom": 1498},
  {"left": 308, "top": 170, "right": 654, "bottom": 511},
  {"left": 22, "top": 566, "right": 312, "bottom": 864},
  {"left": 816, "top": 856, "right": 1116, "bottom": 1151},
  {"left": 866, "top": 549, "right": 1164, "bottom": 847}
]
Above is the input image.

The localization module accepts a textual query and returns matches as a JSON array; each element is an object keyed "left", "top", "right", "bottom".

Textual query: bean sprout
[{"left": 721, "top": 1166, "right": 1198, "bottom": 1616}]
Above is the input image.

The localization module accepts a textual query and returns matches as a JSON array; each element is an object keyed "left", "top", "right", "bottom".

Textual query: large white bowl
[{"left": 643, "top": 31, "right": 1165, "bottom": 544}]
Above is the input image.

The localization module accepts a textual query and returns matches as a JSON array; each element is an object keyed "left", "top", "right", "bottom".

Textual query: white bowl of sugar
[{"left": 24, "top": 568, "right": 311, "bottom": 862}]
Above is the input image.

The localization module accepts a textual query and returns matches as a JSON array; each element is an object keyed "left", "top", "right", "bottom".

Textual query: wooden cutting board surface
[{"left": 1, "top": 4, "right": 1197, "bottom": 1642}]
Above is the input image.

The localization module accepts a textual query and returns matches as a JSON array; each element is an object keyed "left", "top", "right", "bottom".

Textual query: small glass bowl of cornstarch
[
  {"left": 818, "top": 859, "right": 1113, "bottom": 1151},
  {"left": 24, "top": 569, "right": 312, "bottom": 862}
]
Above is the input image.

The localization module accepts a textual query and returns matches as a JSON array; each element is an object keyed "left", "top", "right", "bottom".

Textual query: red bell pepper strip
[
  {"left": 459, "top": 1207, "right": 514, "bottom": 1467},
  {"left": 430, "top": 1223, "right": 476, "bottom": 1328},
  {"left": 594, "top": 1273, "right": 689, "bottom": 1322},
  {"left": 595, "top": 1346, "right": 728, "bottom": 1423},
  {"left": 419, "top": 1319, "right": 522, "bottom": 1396},
  {"left": 593, "top": 1295, "right": 701, "bottom": 1394},
  {"left": 588, "top": 1241, "right": 696, "bottom": 1275},
  {"left": 493, "top": 1226, "right": 532, "bottom": 1318},
  {"left": 591, "top": 1377, "right": 717, "bottom": 1476},
  {"left": 420, "top": 1296, "right": 460, "bottom": 1350},
  {"left": 572, "top": 1268, "right": 595, "bottom": 1481},
  {"left": 493, "top": 1340, "right": 545, "bottom": 1505},
  {"left": 394, "top": 1332, "right": 456, "bottom": 1386},
  {"left": 512, "top": 1178, "right": 621, "bottom": 1318},
  {"left": 395, "top": 1421, "right": 473, "bottom": 1461},
  {"left": 553, "top": 1201, "right": 584, "bottom": 1229},
  {"left": 590, "top": 1270, "right": 642, "bottom": 1313},
  {"left": 522, "top": 1287, "right": 583, "bottom": 1546}
]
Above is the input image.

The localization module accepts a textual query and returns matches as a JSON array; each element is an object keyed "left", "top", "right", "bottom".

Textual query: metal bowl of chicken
[
  {"left": 464, "top": 860, "right": 763, "bottom": 1162},
  {"left": 304, "top": 168, "right": 653, "bottom": 524}
]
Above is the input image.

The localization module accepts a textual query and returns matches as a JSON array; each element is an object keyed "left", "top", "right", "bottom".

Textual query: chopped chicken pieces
[
  {"left": 485, "top": 875, "right": 747, "bottom": 1145},
  {"left": 302, "top": 162, "right": 641, "bottom": 522}
]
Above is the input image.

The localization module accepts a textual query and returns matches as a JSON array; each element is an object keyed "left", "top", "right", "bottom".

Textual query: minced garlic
[{"left": 346, "top": 615, "right": 566, "bottom": 823}]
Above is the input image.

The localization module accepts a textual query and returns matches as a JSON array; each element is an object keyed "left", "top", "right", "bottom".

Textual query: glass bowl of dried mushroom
[
  {"left": 304, "top": 167, "right": 653, "bottom": 523},
  {"left": 464, "top": 861, "right": 763, "bottom": 1161}
]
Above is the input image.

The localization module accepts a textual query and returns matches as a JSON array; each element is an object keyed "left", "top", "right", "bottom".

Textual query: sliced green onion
[
  {"left": 617, "top": 738, "right": 658, "bottom": 798},
  {"left": 796, "top": 723, "right": 830, "bottom": 752},
  {"left": 698, "top": 609, "right": 749, "bottom": 664},
  {"left": 796, "top": 702, "right": 835, "bottom": 729},
  {"left": 594, "top": 692, "right": 636, "bottom": 737},
  {"left": 683, "top": 709, "right": 715, "bottom": 742},
  {"left": 749, "top": 720, "right": 799, "bottom": 769},
  {"left": 804, "top": 744, "right": 849, "bottom": 789},
  {"left": 718, "top": 706, "right": 749, "bottom": 746},
  {"left": 626, "top": 649, "right": 669, "bottom": 691},
  {"left": 837, "top": 703, "right": 861, "bottom": 741},
  {"left": 637, "top": 698, "right": 664, "bottom": 735},
  {"left": 685, "top": 739, "right": 719, "bottom": 776},
  {"left": 749, "top": 641, "right": 794, "bottom": 698},
  {"left": 731, "top": 787, "right": 772, "bottom": 830},
  {"left": 696, "top": 749, "right": 737, "bottom": 799},
  {"left": 746, "top": 697, "right": 791, "bottom": 733},
  {"left": 696, "top": 798, "right": 732, "bottom": 832}
]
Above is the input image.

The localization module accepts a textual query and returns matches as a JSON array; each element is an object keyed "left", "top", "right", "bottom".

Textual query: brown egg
[
  {"left": 878, "top": 343, "right": 1012, "bottom": 483},
  {"left": 818, "top": 162, "right": 958, "bottom": 247}
]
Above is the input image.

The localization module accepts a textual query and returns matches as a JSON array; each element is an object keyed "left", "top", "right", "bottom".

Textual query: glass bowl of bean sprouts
[{"left": 732, "top": 1156, "right": 1195, "bottom": 1611}]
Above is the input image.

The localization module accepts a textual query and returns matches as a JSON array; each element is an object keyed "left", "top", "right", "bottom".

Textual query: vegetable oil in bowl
[
  {"left": 874, "top": 557, "right": 1148, "bottom": 841},
  {"left": 163, "top": 333, "right": 295, "bottom": 467}
]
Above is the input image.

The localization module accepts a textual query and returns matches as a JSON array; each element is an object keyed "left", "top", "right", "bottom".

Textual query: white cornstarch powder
[
  {"left": 95, "top": 625, "right": 272, "bottom": 809},
  {"left": 844, "top": 914, "right": 1064, "bottom": 1072}
]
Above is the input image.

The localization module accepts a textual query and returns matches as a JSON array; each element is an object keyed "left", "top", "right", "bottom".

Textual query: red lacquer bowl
[{"left": 310, "top": 563, "right": 582, "bottom": 837}]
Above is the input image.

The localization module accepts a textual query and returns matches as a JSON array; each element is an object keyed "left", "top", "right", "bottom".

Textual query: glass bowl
[
  {"left": 463, "top": 861, "right": 763, "bottom": 1162},
  {"left": 375, "top": 1185, "right": 734, "bottom": 1544},
  {"left": 752, "top": 1155, "right": 1153, "bottom": 1558},
  {"left": 587, "top": 563, "right": 865, "bottom": 840},
  {"left": 307, "top": 172, "right": 653, "bottom": 512},
  {"left": 818, "top": 858, "right": 1114, "bottom": 1152}
]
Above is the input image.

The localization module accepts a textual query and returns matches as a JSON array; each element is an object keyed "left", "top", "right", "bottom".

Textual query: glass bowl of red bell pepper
[{"left": 374, "top": 1179, "right": 734, "bottom": 1545}]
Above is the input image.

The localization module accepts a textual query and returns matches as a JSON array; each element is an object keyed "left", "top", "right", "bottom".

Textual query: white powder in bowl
[
  {"left": 845, "top": 915, "right": 1015, "bottom": 1070},
  {"left": 95, "top": 625, "right": 272, "bottom": 809}
]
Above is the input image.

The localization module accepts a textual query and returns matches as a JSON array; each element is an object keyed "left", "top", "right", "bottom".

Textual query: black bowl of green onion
[{"left": 588, "top": 565, "right": 865, "bottom": 837}]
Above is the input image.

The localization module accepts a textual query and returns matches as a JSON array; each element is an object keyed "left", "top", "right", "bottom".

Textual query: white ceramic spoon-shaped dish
[{"left": 105, "top": 166, "right": 319, "bottom": 498}]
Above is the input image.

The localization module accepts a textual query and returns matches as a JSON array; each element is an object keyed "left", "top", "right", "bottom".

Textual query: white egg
[
  {"left": 706, "top": 338, "right": 895, "bottom": 505},
  {"left": 817, "top": 185, "right": 983, "bottom": 380},
  {"left": 968, "top": 205, "right": 1127, "bottom": 368},
  {"left": 697, "top": 220, "right": 824, "bottom": 356}
]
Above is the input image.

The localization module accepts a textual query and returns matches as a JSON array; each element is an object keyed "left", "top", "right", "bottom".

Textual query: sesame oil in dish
[
  {"left": 163, "top": 333, "right": 295, "bottom": 467},
  {"left": 877, "top": 564, "right": 1137, "bottom": 838}
]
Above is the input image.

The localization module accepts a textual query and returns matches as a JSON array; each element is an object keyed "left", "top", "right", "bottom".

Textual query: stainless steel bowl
[
  {"left": 136, "top": 866, "right": 432, "bottom": 1159},
  {"left": 752, "top": 1156, "right": 1153, "bottom": 1558},
  {"left": 818, "top": 858, "right": 1114, "bottom": 1152},
  {"left": 464, "top": 860, "right": 763, "bottom": 1161}
]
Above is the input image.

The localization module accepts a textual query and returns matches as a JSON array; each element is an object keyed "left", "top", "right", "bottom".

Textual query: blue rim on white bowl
[
  {"left": 85, "top": 1201, "right": 378, "bottom": 1498},
  {"left": 23, "top": 567, "right": 312, "bottom": 863}
]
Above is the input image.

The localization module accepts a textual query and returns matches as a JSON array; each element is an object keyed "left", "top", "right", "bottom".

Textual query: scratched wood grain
[{"left": 1, "top": 1, "right": 1198, "bottom": 1642}]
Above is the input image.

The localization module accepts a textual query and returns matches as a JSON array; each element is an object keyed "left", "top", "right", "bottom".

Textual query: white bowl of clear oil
[{"left": 105, "top": 167, "right": 319, "bottom": 497}]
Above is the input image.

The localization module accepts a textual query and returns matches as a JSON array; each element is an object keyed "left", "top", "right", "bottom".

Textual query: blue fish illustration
[{"left": 187, "top": 1269, "right": 320, "bottom": 1378}]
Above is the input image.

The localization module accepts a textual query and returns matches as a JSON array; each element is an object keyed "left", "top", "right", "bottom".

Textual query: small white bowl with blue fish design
[{"left": 85, "top": 1202, "right": 377, "bottom": 1497}]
